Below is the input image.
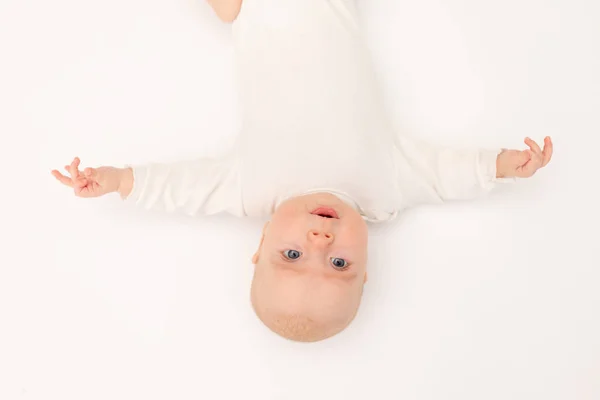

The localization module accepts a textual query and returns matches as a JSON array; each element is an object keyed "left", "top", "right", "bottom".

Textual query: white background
[{"left": 1, "top": 0, "right": 599, "bottom": 399}]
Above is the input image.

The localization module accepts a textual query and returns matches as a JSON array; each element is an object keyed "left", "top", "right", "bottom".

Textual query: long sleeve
[
  {"left": 123, "top": 154, "right": 245, "bottom": 217},
  {"left": 394, "top": 134, "right": 511, "bottom": 207}
]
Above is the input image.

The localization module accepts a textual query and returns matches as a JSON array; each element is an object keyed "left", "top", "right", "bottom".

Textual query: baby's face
[{"left": 251, "top": 193, "right": 368, "bottom": 342}]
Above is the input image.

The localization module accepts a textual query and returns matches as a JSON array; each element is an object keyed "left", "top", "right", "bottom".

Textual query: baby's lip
[{"left": 310, "top": 207, "right": 339, "bottom": 219}]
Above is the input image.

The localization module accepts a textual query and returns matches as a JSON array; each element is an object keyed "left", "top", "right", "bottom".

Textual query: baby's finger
[
  {"left": 73, "top": 177, "right": 88, "bottom": 188},
  {"left": 525, "top": 137, "right": 543, "bottom": 156},
  {"left": 542, "top": 136, "right": 553, "bottom": 167},
  {"left": 525, "top": 153, "right": 543, "bottom": 176},
  {"left": 69, "top": 157, "right": 81, "bottom": 182},
  {"left": 52, "top": 170, "right": 74, "bottom": 188}
]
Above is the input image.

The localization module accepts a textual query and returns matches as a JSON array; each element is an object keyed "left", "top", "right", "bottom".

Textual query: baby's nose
[{"left": 307, "top": 230, "right": 334, "bottom": 245}]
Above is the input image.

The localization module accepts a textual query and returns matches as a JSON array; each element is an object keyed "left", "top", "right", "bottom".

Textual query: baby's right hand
[{"left": 51, "top": 157, "right": 133, "bottom": 198}]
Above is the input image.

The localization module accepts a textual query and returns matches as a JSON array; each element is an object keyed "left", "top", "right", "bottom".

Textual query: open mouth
[{"left": 310, "top": 207, "right": 339, "bottom": 219}]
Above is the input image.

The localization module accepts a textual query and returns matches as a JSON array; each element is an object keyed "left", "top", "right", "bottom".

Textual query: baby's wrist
[
  {"left": 116, "top": 167, "right": 134, "bottom": 198},
  {"left": 495, "top": 151, "right": 510, "bottom": 179}
]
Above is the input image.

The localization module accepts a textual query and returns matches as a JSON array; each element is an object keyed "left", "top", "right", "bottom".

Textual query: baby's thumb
[{"left": 84, "top": 167, "right": 98, "bottom": 180}]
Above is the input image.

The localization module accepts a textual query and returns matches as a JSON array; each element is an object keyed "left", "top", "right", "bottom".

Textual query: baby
[{"left": 52, "top": 0, "right": 553, "bottom": 342}]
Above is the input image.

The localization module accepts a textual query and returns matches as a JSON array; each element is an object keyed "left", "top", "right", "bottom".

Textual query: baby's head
[{"left": 251, "top": 193, "right": 368, "bottom": 342}]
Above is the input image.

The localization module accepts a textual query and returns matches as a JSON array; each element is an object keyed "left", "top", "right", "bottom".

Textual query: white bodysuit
[{"left": 126, "top": 0, "right": 506, "bottom": 222}]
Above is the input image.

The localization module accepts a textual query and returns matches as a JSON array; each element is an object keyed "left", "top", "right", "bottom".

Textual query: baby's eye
[
  {"left": 283, "top": 250, "right": 302, "bottom": 260},
  {"left": 330, "top": 258, "right": 348, "bottom": 270}
]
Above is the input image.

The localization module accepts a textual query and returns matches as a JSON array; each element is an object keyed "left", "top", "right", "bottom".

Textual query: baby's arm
[
  {"left": 206, "top": 0, "right": 243, "bottom": 23},
  {"left": 395, "top": 135, "right": 553, "bottom": 205},
  {"left": 52, "top": 155, "right": 245, "bottom": 217}
]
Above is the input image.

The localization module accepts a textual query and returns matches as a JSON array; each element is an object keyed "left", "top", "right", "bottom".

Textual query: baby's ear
[{"left": 252, "top": 222, "right": 270, "bottom": 264}]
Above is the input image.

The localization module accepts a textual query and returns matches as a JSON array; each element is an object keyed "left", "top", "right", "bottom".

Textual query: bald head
[{"left": 251, "top": 266, "right": 363, "bottom": 342}]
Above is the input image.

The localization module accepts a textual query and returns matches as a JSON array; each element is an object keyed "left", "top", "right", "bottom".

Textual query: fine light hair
[
  {"left": 262, "top": 313, "right": 332, "bottom": 343},
  {"left": 250, "top": 274, "right": 360, "bottom": 342}
]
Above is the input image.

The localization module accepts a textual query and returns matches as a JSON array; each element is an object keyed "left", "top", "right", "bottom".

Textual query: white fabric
[{"left": 126, "top": 0, "right": 507, "bottom": 222}]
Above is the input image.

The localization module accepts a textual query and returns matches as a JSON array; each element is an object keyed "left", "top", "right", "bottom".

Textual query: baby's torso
[{"left": 232, "top": 0, "right": 402, "bottom": 221}]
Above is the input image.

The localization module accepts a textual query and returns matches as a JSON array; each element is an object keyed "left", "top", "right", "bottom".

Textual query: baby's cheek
[{"left": 344, "top": 220, "right": 369, "bottom": 242}]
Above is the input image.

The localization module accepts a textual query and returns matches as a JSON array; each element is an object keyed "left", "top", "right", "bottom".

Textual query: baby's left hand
[{"left": 496, "top": 136, "right": 553, "bottom": 178}]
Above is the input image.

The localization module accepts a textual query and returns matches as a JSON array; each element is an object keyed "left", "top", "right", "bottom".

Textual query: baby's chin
[
  {"left": 277, "top": 192, "right": 366, "bottom": 222},
  {"left": 300, "top": 192, "right": 356, "bottom": 212}
]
